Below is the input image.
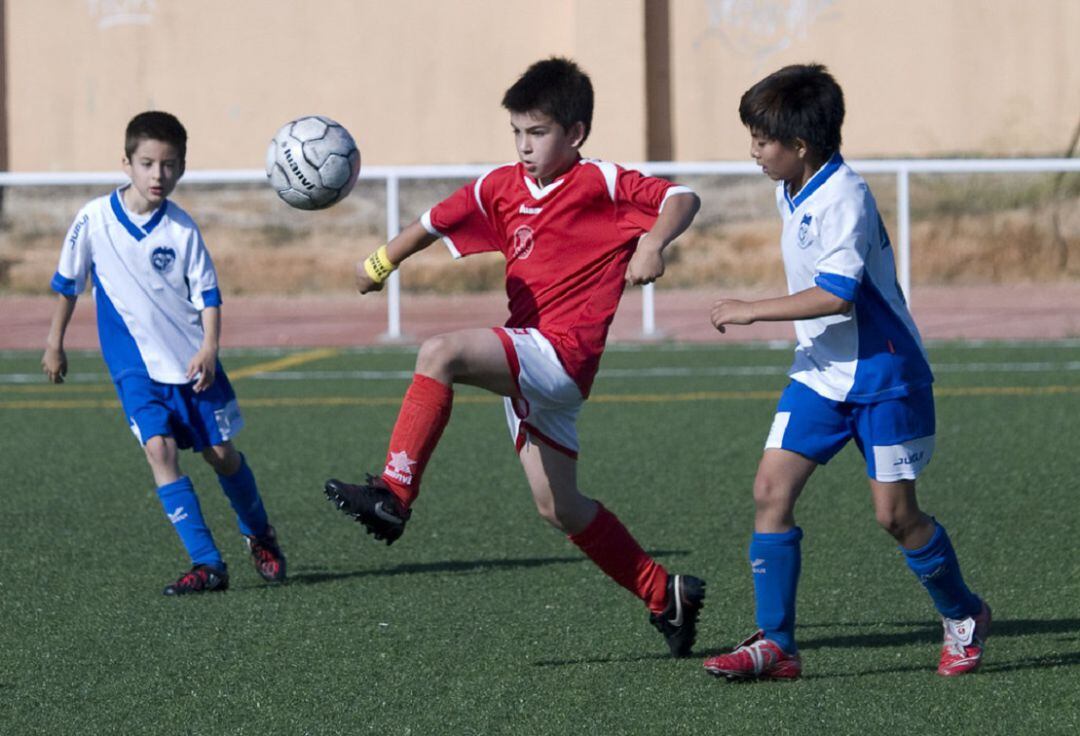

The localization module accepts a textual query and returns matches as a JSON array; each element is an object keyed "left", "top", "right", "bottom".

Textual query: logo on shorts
[
  {"left": 151, "top": 246, "right": 177, "bottom": 273},
  {"left": 893, "top": 451, "right": 925, "bottom": 467},
  {"left": 384, "top": 450, "right": 418, "bottom": 486},
  {"left": 512, "top": 225, "right": 535, "bottom": 260},
  {"left": 797, "top": 214, "right": 813, "bottom": 248}
]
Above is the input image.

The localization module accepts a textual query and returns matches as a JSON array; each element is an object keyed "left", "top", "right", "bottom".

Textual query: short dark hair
[
  {"left": 739, "top": 64, "right": 844, "bottom": 159},
  {"left": 502, "top": 57, "right": 594, "bottom": 144},
  {"left": 124, "top": 111, "right": 187, "bottom": 162}
]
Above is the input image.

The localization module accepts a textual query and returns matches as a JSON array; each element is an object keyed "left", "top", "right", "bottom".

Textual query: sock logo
[
  {"left": 384, "top": 450, "right": 418, "bottom": 486},
  {"left": 751, "top": 558, "right": 767, "bottom": 574},
  {"left": 167, "top": 507, "right": 189, "bottom": 525}
]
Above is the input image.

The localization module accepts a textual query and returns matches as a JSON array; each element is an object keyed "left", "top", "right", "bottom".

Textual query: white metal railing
[{"left": 3, "top": 158, "right": 1079, "bottom": 339}]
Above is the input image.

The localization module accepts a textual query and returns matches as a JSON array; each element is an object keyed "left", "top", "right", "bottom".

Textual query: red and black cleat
[
  {"left": 163, "top": 564, "right": 230, "bottom": 596},
  {"left": 244, "top": 525, "right": 287, "bottom": 583}
]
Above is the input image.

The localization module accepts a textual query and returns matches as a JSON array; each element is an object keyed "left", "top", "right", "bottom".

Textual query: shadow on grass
[
  {"left": 532, "top": 651, "right": 677, "bottom": 667},
  {"left": 797, "top": 617, "right": 1080, "bottom": 651},
  {"left": 535, "top": 619, "right": 1080, "bottom": 672},
  {"left": 287, "top": 548, "right": 689, "bottom": 585},
  {"left": 799, "top": 650, "right": 1080, "bottom": 679}
]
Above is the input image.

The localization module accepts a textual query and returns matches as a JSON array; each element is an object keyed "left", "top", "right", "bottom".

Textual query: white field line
[{"left": 3, "top": 360, "right": 1080, "bottom": 386}]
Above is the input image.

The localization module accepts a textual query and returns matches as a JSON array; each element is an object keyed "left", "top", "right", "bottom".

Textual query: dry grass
[{"left": 2, "top": 174, "right": 1078, "bottom": 295}]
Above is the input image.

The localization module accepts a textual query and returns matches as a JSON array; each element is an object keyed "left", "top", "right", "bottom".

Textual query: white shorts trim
[
  {"left": 872, "top": 436, "right": 935, "bottom": 482},
  {"left": 496, "top": 327, "right": 583, "bottom": 456}
]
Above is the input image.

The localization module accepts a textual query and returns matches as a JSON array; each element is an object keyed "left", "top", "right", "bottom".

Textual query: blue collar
[
  {"left": 785, "top": 152, "right": 844, "bottom": 212},
  {"left": 110, "top": 189, "right": 168, "bottom": 241}
]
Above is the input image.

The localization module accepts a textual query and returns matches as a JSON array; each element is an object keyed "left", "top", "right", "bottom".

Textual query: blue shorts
[
  {"left": 764, "top": 380, "right": 935, "bottom": 481},
  {"left": 114, "top": 364, "right": 245, "bottom": 452}
]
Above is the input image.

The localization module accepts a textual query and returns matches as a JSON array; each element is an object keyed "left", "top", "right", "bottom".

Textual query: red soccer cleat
[
  {"left": 937, "top": 600, "right": 991, "bottom": 676},
  {"left": 244, "top": 525, "right": 287, "bottom": 583},
  {"left": 162, "top": 563, "right": 229, "bottom": 596},
  {"left": 703, "top": 630, "right": 802, "bottom": 680}
]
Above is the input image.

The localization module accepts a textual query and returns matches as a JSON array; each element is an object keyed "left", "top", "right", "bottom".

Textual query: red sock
[
  {"left": 569, "top": 503, "right": 669, "bottom": 613},
  {"left": 380, "top": 374, "right": 453, "bottom": 507}
]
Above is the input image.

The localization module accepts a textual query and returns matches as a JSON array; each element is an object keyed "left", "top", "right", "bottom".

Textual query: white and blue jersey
[
  {"left": 777, "top": 154, "right": 933, "bottom": 404},
  {"left": 50, "top": 188, "right": 222, "bottom": 385}
]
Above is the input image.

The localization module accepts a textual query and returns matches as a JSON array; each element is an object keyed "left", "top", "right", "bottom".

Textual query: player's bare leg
[
  {"left": 413, "top": 328, "right": 519, "bottom": 395},
  {"left": 201, "top": 440, "right": 242, "bottom": 476},
  {"left": 519, "top": 439, "right": 705, "bottom": 656},
  {"left": 869, "top": 479, "right": 934, "bottom": 548},
  {"left": 144, "top": 434, "right": 183, "bottom": 487},
  {"left": 517, "top": 439, "right": 596, "bottom": 534},
  {"left": 326, "top": 328, "right": 520, "bottom": 543},
  {"left": 752, "top": 448, "right": 817, "bottom": 533}
]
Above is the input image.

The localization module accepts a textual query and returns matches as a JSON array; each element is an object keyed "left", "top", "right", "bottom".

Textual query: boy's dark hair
[
  {"left": 124, "top": 111, "right": 187, "bottom": 162},
  {"left": 739, "top": 64, "right": 844, "bottom": 159},
  {"left": 502, "top": 57, "right": 594, "bottom": 144}
]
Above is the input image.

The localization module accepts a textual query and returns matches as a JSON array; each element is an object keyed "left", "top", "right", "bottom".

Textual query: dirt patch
[{"left": 5, "top": 283, "right": 1080, "bottom": 352}]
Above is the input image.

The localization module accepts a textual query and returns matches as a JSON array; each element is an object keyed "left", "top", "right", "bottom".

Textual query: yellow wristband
[{"left": 363, "top": 244, "right": 397, "bottom": 284}]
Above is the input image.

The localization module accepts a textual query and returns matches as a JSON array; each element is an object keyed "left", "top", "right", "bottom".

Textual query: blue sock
[
  {"left": 902, "top": 521, "right": 981, "bottom": 620},
  {"left": 750, "top": 527, "right": 803, "bottom": 654},
  {"left": 216, "top": 453, "right": 269, "bottom": 538},
  {"left": 157, "top": 477, "right": 223, "bottom": 568}
]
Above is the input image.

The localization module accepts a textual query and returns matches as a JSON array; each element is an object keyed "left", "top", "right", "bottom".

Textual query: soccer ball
[{"left": 266, "top": 115, "right": 361, "bottom": 210}]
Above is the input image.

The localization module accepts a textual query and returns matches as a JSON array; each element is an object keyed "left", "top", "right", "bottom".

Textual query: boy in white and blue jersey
[
  {"left": 41, "top": 111, "right": 286, "bottom": 595},
  {"left": 702, "top": 65, "right": 989, "bottom": 680}
]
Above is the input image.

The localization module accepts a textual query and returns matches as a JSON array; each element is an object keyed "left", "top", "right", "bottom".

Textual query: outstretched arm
[
  {"left": 626, "top": 191, "right": 701, "bottom": 286},
  {"left": 711, "top": 286, "right": 851, "bottom": 334},
  {"left": 42, "top": 294, "right": 77, "bottom": 383},
  {"left": 355, "top": 220, "right": 439, "bottom": 294}
]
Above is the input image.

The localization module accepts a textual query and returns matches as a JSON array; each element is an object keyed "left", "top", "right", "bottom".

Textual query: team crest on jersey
[
  {"left": 797, "top": 213, "right": 813, "bottom": 248},
  {"left": 150, "top": 246, "right": 177, "bottom": 273},
  {"left": 512, "top": 225, "right": 535, "bottom": 260}
]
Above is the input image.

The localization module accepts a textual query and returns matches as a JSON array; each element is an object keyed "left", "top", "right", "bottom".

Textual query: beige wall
[
  {"left": 4, "top": 0, "right": 1078, "bottom": 172},
  {"left": 673, "top": 0, "right": 1080, "bottom": 159}
]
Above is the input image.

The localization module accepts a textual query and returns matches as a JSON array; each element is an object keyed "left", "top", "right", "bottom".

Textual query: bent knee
[
  {"left": 534, "top": 501, "right": 562, "bottom": 530},
  {"left": 875, "top": 508, "right": 926, "bottom": 540},
  {"left": 532, "top": 495, "right": 590, "bottom": 533},
  {"left": 203, "top": 445, "right": 240, "bottom": 475},
  {"left": 415, "top": 334, "right": 461, "bottom": 376},
  {"left": 752, "top": 474, "right": 796, "bottom": 515},
  {"left": 143, "top": 436, "right": 173, "bottom": 464}
]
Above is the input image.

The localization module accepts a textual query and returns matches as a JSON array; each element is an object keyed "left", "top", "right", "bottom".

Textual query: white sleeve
[
  {"left": 50, "top": 209, "right": 93, "bottom": 296},
  {"left": 184, "top": 225, "right": 221, "bottom": 310},
  {"left": 813, "top": 196, "right": 870, "bottom": 301}
]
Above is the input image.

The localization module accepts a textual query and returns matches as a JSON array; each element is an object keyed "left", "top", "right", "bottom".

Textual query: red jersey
[{"left": 421, "top": 158, "right": 689, "bottom": 397}]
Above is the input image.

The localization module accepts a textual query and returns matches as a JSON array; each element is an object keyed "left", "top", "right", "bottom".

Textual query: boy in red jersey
[{"left": 324, "top": 57, "right": 704, "bottom": 656}]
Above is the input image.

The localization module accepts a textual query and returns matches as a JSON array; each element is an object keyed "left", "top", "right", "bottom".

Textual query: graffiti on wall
[
  {"left": 86, "top": 0, "right": 156, "bottom": 30},
  {"left": 699, "top": 0, "right": 838, "bottom": 64}
]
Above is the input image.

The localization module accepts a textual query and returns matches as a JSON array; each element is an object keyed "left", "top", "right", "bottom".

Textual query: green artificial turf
[{"left": 1, "top": 342, "right": 1078, "bottom": 735}]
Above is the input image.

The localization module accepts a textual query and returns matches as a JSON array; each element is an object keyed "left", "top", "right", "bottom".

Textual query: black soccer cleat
[
  {"left": 163, "top": 563, "right": 230, "bottom": 596},
  {"left": 649, "top": 573, "right": 706, "bottom": 657},
  {"left": 324, "top": 476, "right": 411, "bottom": 545},
  {"left": 244, "top": 525, "right": 287, "bottom": 583}
]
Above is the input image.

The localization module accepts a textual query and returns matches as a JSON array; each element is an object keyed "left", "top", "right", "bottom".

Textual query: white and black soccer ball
[{"left": 266, "top": 116, "right": 361, "bottom": 210}]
